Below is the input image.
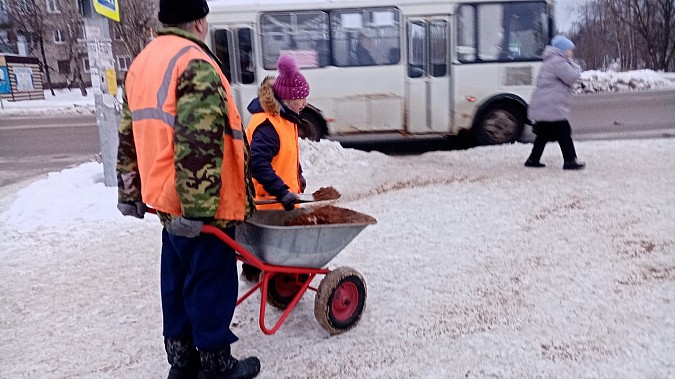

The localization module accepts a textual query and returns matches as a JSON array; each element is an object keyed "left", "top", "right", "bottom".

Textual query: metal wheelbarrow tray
[
  {"left": 201, "top": 206, "right": 376, "bottom": 336},
  {"left": 236, "top": 207, "right": 375, "bottom": 268}
]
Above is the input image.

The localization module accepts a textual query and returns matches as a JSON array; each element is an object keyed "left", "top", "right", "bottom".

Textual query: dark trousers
[
  {"left": 528, "top": 120, "right": 578, "bottom": 163},
  {"left": 161, "top": 227, "right": 239, "bottom": 351}
]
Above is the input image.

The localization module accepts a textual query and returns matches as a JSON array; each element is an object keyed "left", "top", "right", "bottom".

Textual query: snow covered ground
[{"left": 1, "top": 137, "right": 674, "bottom": 378}]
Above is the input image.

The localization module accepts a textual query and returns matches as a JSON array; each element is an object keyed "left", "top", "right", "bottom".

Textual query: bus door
[
  {"left": 405, "top": 16, "right": 452, "bottom": 134},
  {"left": 212, "top": 26, "right": 258, "bottom": 127}
]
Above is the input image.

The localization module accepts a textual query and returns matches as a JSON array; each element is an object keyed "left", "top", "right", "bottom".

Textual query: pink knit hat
[{"left": 273, "top": 54, "right": 310, "bottom": 100}]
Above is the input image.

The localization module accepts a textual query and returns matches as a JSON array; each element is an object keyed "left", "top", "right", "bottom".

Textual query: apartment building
[{"left": 0, "top": 0, "right": 131, "bottom": 87}]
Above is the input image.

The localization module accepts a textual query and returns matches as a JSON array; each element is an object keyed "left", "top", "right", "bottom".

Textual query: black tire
[
  {"left": 473, "top": 102, "right": 524, "bottom": 145},
  {"left": 314, "top": 267, "right": 367, "bottom": 335},
  {"left": 264, "top": 273, "right": 310, "bottom": 310},
  {"left": 299, "top": 110, "right": 324, "bottom": 141}
]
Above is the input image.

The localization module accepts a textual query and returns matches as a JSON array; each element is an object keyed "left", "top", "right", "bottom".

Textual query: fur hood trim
[{"left": 258, "top": 76, "right": 282, "bottom": 115}]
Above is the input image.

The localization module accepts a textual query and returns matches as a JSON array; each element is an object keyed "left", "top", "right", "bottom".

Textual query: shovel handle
[{"left": 254, "top": 194, "right": 315, "bottom": 205}]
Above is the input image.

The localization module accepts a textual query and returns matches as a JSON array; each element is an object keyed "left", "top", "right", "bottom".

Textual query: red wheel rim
[
  {"left": 331, "top": 281, "right": 359, "bottom": 322},
  {"left": 274, "top": 274, "right": 300, "bottom": 297}
]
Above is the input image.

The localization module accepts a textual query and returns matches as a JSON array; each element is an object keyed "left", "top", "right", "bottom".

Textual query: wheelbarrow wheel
[
  {"left": 263, "top": 272, "right": 310, "bottom": 310},
  {"left": 314, "top": 267, "right": 366, "bottom": 335}
]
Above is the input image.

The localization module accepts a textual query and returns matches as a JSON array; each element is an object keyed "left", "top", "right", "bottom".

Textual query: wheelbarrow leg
[{"left": 259, "top": 272, "right": 317, "bottom": 335}]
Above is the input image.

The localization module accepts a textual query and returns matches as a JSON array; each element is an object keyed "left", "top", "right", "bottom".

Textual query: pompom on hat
[
  {"left": 551, "top": 35, "right": 575, "bottom": 52},
  {"left": 273, "top": 54, "right": 310, "bottom": 100},
  {"left": 158, "top": 0, "right": 209, "bottom": 25}
]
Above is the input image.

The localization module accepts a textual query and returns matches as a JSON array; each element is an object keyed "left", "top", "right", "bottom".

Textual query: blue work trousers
[{"left": 161, "top": 227, "right": 239, "bottom": 351}]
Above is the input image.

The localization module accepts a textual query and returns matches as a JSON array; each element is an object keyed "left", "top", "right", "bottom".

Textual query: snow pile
[
  {"left": 575, "top": 70, "right": 675, "bottom": 94},
  {"left": 0, "top": 87, "right": 95, "bottom": 116},
  {"left": 0, "top": 162, "right": 120, "bottom": 232}
]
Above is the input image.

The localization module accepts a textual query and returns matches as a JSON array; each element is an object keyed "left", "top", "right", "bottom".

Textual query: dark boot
[
  {"left": 524, "top": 159, "right": 545, "bottom": 168},
  {"left": 198, "top": 346, "right": 261, "bottom": 379},
  {"left": 241, "top": 263, "right": 262, "bottom": 282},
  {"left": 165, "top": 338, "right": 200, "bottom": 379},
  {"left": 563, "top": 160, "right": 586, "bottom": 170}
]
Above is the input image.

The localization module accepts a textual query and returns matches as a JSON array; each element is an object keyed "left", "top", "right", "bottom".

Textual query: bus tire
[
  {"left": 299, "top": 110, "right": 325, "bottom": 141},
  {"left": 472, "top": 102, "right": 524, "bottom": 145}
]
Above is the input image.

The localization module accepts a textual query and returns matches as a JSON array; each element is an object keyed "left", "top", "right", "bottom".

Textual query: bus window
[
  {"left": 330, "top": 7, "right": 401, "bottom": 67},
  {"left": 237, "top": 28, "right": 255, "bottom": 84},
  {"left": 459, "top": 1, "right": 548, "bottom": 63},
  {"left": 429, "top": 20, "right": 448, "bottom": 77},
  {"left": 502, "top": 2, "right": 549, "bottom": 59},
  {"left": 213, "top": 29, "right": 232, "bottom": 82},
  {"left": 457, "top": 5, "right": 476, "bottom": 62},
  {"left": 407, "top": 21, "right": 426, "bottom": 77},
  {"left": 478, "top": 4, "right": 503, "bottom": 60},
  {"left": 260, "top": 11, "right": 329, "bottom": 69},
  {"left": 408, "top": 19, "right": 448, "bottom": 78}
]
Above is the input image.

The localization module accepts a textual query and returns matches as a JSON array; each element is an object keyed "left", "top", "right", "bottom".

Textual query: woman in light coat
[{"left": 525, "top": 35, "right": 585, "bottom": 170}]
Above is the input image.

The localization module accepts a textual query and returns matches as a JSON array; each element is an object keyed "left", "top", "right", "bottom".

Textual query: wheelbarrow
[{"left": 201, "top": 207, "right": 376, "bottom": 335}]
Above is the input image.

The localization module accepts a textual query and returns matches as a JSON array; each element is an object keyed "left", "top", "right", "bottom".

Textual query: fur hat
[
  {"left": 158, "top": 0, "right": 209, "bottom": 25},
  {"left": 272, "top": 54, "right": 310, "bottom": 100},
  {"left": 551, "top": 35, "right": 575, "bottom": 52}
]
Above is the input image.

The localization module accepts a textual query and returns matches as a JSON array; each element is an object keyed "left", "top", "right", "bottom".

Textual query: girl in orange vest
[{"left": 242, "top": 54, "right": 310, "bottom": 280}]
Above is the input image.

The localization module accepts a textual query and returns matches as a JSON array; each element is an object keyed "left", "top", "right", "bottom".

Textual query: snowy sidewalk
[{"left": 0, "top": 138, "right": 674, "bottom": 378}]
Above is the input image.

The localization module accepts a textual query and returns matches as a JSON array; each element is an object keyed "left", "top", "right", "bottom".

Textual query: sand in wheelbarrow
[
  {"left": 311, "top": 186, "right": 341, "bottom": 201},
  {"left": 283, "top": 205, "right": 377, "bottom": 226}
]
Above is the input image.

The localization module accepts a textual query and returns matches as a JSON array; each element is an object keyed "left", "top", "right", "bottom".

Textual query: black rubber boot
[
  {"left": 524, "top": 159, "right": 546, "bottom": 168},
  {"left": 197, "top": 346, "right": 261, "bottom": 379},
  {"left": 563, "top": 160, "right": 586, "bottom": 170},
  {"left": 165, "top": 337, "right": 200, "bottom": 379}
]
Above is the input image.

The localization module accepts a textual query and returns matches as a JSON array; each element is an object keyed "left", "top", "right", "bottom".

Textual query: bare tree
[
  {"left": 571, "top": 0, "right": 674, "bottom": 71},
  {"left": 113, "top": 0, "right": 158, "bottom": 59},
  {"left": 571, "top": 0, "right": 615, "bottom": 69},
  {"left": 5, "top": 0, "right": 56, "bottom": 95},
  {"left": 61, "top": 0, "right": 87, "bottom": 95}
]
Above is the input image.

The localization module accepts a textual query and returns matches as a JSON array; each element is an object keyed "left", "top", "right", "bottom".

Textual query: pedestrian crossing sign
[{"left": 93, "top": 0, "right": 120, "bottom": 22}]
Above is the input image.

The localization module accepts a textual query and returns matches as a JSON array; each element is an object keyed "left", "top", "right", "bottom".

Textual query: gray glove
[
  {"left": 279, "top": 192, "right": 298, "bottom": 211},
  {"left": 117, "top": 201, "right": 147, "bottom": 219},
  {"left": 166, "top": 217, "right": 203, "bottom": 238}
]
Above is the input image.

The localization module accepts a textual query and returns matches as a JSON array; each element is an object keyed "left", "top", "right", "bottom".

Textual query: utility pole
[{"left": 81, "top": 0, "right": 120, "bottom": 187}]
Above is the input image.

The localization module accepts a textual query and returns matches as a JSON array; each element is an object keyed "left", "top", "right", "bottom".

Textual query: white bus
[{"left": 206, "top": 0, "right": 554, "bottom": 145}]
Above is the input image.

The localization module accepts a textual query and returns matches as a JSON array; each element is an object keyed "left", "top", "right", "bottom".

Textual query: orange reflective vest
[
  {"left": 125, "top": 34, "right": 247, "bottom": 220},
  {"left": 245, "top": 113, "right": 301, "bottom": 210}
]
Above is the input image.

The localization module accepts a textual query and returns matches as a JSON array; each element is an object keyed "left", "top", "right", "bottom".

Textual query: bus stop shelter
[{"left": 0, "top": 54, "right": 45, "bottom": 102}]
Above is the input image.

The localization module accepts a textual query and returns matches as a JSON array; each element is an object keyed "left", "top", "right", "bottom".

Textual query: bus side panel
[
  {"left": 452, "top": 63, "right": 540, "bottom": 132},
  {"left": 302, "top": 65, "right": 405, "bottom": 135}
]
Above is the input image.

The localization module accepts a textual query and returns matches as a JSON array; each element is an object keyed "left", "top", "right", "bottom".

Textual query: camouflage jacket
[{"left": 117, "top": 28, "right": 255, "bottom": 229}]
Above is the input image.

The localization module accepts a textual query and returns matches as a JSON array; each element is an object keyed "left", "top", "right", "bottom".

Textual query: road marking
[{"left": 0, "top": 123, "right": 96, "bottom": 130}]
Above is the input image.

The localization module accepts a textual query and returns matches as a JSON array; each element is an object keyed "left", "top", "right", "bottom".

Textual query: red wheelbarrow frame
[{"left": 202, "top": 225, "right": 329, "bottom": 335}]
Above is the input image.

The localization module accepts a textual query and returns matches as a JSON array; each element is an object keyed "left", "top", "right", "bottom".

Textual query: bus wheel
[
  {"left": 299, "top": 111, "right": 324, "bottom": 141},
  {"left": 473, "top": 103, "right": 524, "bottom": 145}
]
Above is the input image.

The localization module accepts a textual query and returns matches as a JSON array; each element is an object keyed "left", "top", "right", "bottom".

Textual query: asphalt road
[
  {"left": 0, "top": 115, "right": 99, "bottom": 188},
  {"left": 0, "top": 90, "right": 673, "bottom": 188},
  {"left": 570, "top": 89, "right": 675, "bottom": 140}
]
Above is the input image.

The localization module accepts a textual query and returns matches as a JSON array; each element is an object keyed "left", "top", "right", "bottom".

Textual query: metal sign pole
[{"left": 82, "top": 0, "right": 120, "bottom": 187}]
